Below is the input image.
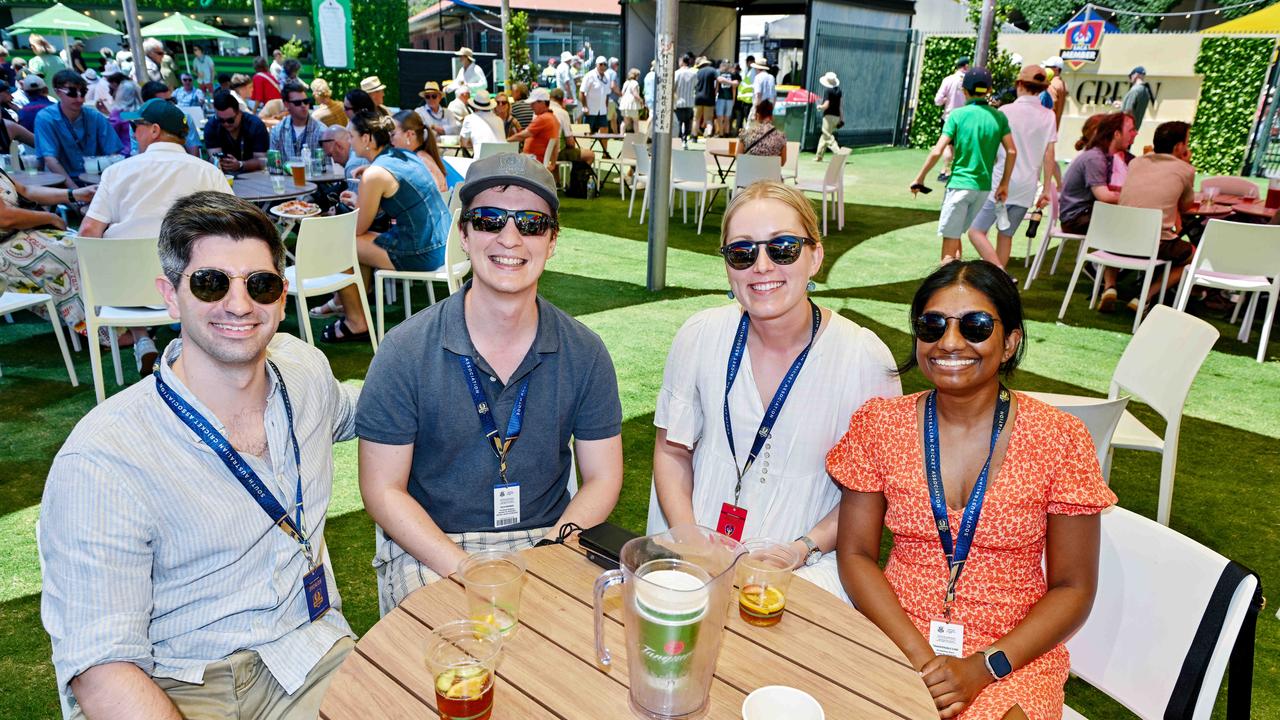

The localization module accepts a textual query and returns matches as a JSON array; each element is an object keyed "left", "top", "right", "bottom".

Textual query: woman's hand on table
[{"left": 920, "top": 653, "right": 993, "bottom": 718}]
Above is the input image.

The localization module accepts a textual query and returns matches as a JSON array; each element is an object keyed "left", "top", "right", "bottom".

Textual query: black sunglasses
[
  {"left": 218, "top": 114, "right": 239, "bottom": 126},
  {"left": 913, "top": 311, "right": 1000, "bottom": 344},
  {"left": 718, "top": 235, "right": 815, "bottom": 270},
  {"left": 462, "top": 207, "right": 558, "bottom": 236},
  {"left": 57, "top": 87, "right": 84, "bottom": 98},
  {"left": 184, "top": 268, "right": 285, "bottom": 304},
  {"left": 287, "top": 98, "right": 311, "bottom": 107}
]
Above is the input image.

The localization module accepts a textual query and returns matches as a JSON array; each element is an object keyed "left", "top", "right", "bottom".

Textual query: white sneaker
[{"left": 135, "top": 335, "right": 158, "bottom": 377}]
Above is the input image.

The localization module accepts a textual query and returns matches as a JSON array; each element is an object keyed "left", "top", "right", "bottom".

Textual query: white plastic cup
[{"left": 742, "top": 686, "right": 824, "bottom": 720}]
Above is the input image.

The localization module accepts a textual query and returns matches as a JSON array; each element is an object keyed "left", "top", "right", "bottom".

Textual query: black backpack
[{"left": 566, "top": 161, "right": 598, "bottom": 199}]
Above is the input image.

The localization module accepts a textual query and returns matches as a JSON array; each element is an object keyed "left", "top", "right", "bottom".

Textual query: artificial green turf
[{"left": 0, "top": 146, "right": 1276, "bottom": 719}]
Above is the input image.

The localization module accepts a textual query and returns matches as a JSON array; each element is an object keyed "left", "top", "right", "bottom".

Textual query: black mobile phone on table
[{"left": 578, "top": 522, "right": 640, "bottom": 570}]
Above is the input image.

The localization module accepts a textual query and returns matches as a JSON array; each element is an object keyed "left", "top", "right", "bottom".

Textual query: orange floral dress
[{"left": 826, "top": 391, "right": 1116, "bottom": 720}]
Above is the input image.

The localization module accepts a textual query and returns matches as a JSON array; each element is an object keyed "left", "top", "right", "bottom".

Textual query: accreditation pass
[{"left": 493, "top": 483, "right": 521, "bottom": 528}]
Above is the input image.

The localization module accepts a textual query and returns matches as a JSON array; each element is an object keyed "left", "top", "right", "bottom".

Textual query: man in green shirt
[{"left": 911, "top": 67, "right": 1016, "bottom": 261}]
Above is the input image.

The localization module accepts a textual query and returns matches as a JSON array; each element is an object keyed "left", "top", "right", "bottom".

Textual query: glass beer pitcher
[{"left": 592, "top": 525, "right": 745, "bottom": 720}]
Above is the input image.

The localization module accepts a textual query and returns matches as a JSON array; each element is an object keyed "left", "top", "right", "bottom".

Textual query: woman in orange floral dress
[{"left": 828, "top": 260, "right": 1115, "bottom": 720}]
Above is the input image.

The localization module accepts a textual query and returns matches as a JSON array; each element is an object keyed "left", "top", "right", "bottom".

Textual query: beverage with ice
[{"left": 424, "top": 620, "right": 502, "bottom": 720}]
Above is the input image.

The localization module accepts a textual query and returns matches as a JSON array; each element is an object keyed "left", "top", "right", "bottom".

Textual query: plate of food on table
[{"left": 270, "top": 200, "right": 322, "bottom": 219}]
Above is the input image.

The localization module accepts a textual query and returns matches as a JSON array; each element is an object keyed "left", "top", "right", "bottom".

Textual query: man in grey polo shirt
[{"left": 357, "top": 153, "right": 624, "bottom": 615}]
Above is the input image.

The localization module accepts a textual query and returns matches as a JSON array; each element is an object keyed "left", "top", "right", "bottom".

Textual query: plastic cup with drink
[
  {"left": 1202, "top": 185, "right": 1219, "bottom": 211},
  {"left": 742, "top": 686, "right": 824, "bottom": 720},
  {"left": 424, "top": 620, "right": 502, "bottom": 720},
  {"left": 736, "top": 540, "right": 799, "bottom": 627},
  {"left": 288, "top": 161, "right": 307, "bottom": 187},
  {"left": 458, "top": 550, "right": 526, "bottom": 637}
]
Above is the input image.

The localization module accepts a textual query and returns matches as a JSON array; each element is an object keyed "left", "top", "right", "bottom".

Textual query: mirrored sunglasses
[
  {"left": 184, "top": 268, "right": 285, "bottom": 304},
  {"left": 718, "top": 235, "right": 814, "bottom": 270},
  {"left": 913, "top": 311, "right": 999, "bottom": 343},
  {"left": 462, "top": 207, "right": 557, "bottom": 236}
]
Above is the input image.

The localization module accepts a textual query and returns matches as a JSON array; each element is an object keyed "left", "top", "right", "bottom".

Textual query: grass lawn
[{"left": 1, "top": 146, "right": 1277, "bottom": 719}]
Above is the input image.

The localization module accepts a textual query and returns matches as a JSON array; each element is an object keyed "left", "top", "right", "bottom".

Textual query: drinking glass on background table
[
  {"left": 425, "top": 620, "right": 502, "bottom": 720},
  {"left": 736, "top": 540, "right": 799, "bottom": 627},
  {"left": 288, "top": 161, "right": 307, "bottom": 187},
  {"left": 458, "top": 549, "right": 526, "bottom": 637},
  {"left": 1202, "top": 185, "right": 1219, "bottom": 210}
]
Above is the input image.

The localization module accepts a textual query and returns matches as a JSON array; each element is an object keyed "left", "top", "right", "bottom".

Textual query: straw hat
[
  {"left": 696, "top": 56, "right": 711, "bottom": 67},
  {"left": 751, "top": 60, "right": 769, "bottom": 70},
  {"left": 419, "top": 80, "right": 442, "bottom": 98},
  {"left": 455, "top": 47, "right": 474, "bottom": 58},
  {"left": 469, "top": 89, "right": 496, "bottom": 111},
  {"left": 819, "top": 72, "right": 839, "bottom": 88},
  {"left": 360, "top": 76, "right": 386, "bottom": 93}
]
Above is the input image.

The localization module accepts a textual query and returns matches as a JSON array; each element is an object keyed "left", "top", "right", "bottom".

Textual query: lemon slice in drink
[
  {"left": 434, "top": 670, "right": 456, "bottom": 694},
  {"left": 739, "top": 585, "right": 785, "bottom": 615},
  {"left": 446, "top": 672, "right": 489, "bottom": 699}
]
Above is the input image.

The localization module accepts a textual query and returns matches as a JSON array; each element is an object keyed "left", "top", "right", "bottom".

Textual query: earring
[
  {"left": 726, "top": 289, "right": 735, "bottom": 300},
  {"left": 807, "top": 280, "right": 817, "bottom": 292}
]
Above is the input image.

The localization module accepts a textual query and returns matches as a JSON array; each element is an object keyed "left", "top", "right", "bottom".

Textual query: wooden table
[
  {"left": 13, "top": 171, "right": 67, "bottom": 188},
  {"left": 320, "top": 537, "right": 935, "bottom": 720},
  {"left": 231, "top": 170, "right": 317, "bottom": 202},
  {"left": 1230, "top": 200, "right": 1278, "bottom": 223}
]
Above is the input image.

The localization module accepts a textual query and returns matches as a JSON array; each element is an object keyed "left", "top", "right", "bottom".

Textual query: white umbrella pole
[
  {"left": 62, "top": 30, "right": 70, "bottom": 64},
  {"left": 182, "top": 37, "right": 190, "bottom": 76}
]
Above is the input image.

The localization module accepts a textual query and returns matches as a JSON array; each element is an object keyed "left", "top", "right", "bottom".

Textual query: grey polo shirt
[{"left": 355, "top": 283, "right": 622, "bottom": 533}]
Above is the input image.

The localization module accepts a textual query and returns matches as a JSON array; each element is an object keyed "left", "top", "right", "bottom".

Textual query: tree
[{"left": 507, "top": 11, "right": 536, "bottom": 88}]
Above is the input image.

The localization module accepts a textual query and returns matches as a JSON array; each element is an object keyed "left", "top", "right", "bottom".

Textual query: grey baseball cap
[{"left": 458, "top": 152, "right": 560, "bottom": 213}]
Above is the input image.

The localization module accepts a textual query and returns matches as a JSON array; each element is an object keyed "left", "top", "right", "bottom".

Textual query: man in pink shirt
[
  {"left": 932, "top": 56, "right": 969, "bottom": 181},
  {"left": 967, "top": 64, "right": 1061, "bottom": 267}
]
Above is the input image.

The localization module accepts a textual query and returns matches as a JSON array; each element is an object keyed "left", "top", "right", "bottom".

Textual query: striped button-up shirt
[{"left": 40, "top": 334, "right": 358, "bottom": 706}]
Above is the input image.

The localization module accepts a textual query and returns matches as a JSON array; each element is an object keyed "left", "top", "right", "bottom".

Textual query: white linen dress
[{"left": 647, "top": 304, "right": 901, "bottom": 601}]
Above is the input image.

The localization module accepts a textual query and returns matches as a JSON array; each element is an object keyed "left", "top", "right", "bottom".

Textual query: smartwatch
[
  {"left": 982, "top": 647, "right": 1013, "bottom": 681},
  {"left": 795, "top": 535, "right": 821, "bottom": 567}
]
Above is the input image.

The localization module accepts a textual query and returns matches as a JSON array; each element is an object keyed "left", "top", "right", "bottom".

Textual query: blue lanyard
[
  {"left": 458, "top": 355, "right": 530, "bottom": 486},
  {"left": 155, "top": 360, "right": 312, "bottom": 564},
  {"left": 922, "top": 386, "right": 1011, "bottom": 611},
  {"left": 723, "top": 301, "right": 821, "bottom": 505},
  {"left": 286, "top": 121, "right": 311, "bottom": 156}
]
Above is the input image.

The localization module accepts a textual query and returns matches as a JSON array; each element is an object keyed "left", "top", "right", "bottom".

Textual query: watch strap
[
  {"left": 982, "top": 647, "right": 1012, "bottom": 680},
  {"left": 796, "top": 535, "right": 820, "bottom": 566}
]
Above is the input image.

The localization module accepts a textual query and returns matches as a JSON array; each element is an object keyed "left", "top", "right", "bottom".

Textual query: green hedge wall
[
  {"left": 1, "top": 0, "right": 409, "bottom": 106},
  {"left": 1189, "top": 36, "right": 1274, "bottom": 175},
  {"left": 908, "top": 35, "right": 976, "bottom": 149}
]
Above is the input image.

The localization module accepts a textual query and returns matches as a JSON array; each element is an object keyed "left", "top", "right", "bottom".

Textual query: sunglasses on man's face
[
  {"left": 912, "top": 311, "right": 1000, "bottom": 344},
  {"left": 287, "top": 98, "right": 311, "bottom": 107},
  {"left": 218, "top": 113, "right": 239, "bottom": 125},
  {"left": 184, "top": 268, "right": 285, "bottom": 304},
  {"left": 718, "top": 235, "right": 814, "bottom": 270},
  {"left": 57, "top": 87, "right": 84, "bottom": 99},
  {"left": 423, "top": 93, "right": 440, "bottom": 100},
  {"left": 462, "top": 207, "right": 557, "bottom": 236}
]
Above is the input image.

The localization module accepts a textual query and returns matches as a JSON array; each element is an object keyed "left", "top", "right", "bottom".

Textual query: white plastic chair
[
  {"left": 731, "top": 154, "right": 782, "bottom": 198},
  {"left": 1024, "top": 181, "right": 1087, "bottom": 290},
  {"left": 596, "top": 138, "right": 637, "bottom": 198},
  {"left": 0, "top": 291, "right": 77, "bottom": 386},
  {"left": 284, "top": 212, "right": 377, "bottom": 353},
  {"left": 628, "top": 145, "right": 651, "bottom": 223},
  {"left": 1111, "top": 306, "right": 1218, "bottom": 525},
  {"left": 475, "top": 141, "right": 519, "bottom": 159},
  {"left": 75, "top": 236, "right": 171, "bottom": 404},
  {"left": 780, "top": 140, "right": 800, "bottom": 183},
  {"left": 373, "top": 209, "right": 470, "bottom": 342},
  {"left": 669, "top": 148, "right": 727, "bottom": 235},
  {"left": 1023, "top": 393, "right": 1129, "bottom": 479},
  {"left": 1063, "top": 506, "right": 1259, "bottom": 720},
  {"left": 1173, "top": 219, "right": 1280, "bottom": 363},
  {"left": 1057, "top": 203, "right": 1169, "bottom": 334},
  {"left": 795, "top": 147, "right": 849, "bottom": 236},
  {"left": 542, "top": 138, "right": 571, "bottom": 187},
  {"left": 1199, "top": 175, "right": 1260, "bottom": 200}
]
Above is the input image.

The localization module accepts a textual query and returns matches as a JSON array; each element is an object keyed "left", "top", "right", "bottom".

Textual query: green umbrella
[
  {"left": 7, "top": 3, "right": 122, "bottom": 68},
  {"left": 139, "top": 14, "right": 236, "bottom": 75}
]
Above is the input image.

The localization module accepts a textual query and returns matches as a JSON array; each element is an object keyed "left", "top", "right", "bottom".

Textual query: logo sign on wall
[{"left": 1061, "top": 20, "right": 1106, "bottom": 71}]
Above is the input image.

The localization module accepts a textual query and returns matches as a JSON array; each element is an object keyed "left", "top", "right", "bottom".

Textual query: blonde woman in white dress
[{"left": 647, "top": 181, "right": 900, "bottom": 601}]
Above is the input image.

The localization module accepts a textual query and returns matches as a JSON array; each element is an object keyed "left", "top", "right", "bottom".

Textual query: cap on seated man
[
  {"left": 356, "top": 152, "right": 623, "bottom": 615},
  {"left": 41, "top": 191, "right": 360, "bottom": 720}
]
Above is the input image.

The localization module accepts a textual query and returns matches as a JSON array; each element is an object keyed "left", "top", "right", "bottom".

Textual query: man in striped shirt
[{"left": 40, "top": 192, "right": 358, "bottom": 720}]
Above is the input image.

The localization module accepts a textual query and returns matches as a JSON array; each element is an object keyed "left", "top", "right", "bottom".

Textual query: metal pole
[
  {"left": 501, "top": 0, "right": 511, "bottom": 92},
  {"left": 974, "top": 0, "right": 996, "bottom": 67},
  {"left": 253, "top": 0, "right": 268, "bottom": 62},
  {"left": 121, "top": 0, "right": 145, "bottom": 85},
  {"left": 647, "top": 0, "right": 678, "bottom": 292}
]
